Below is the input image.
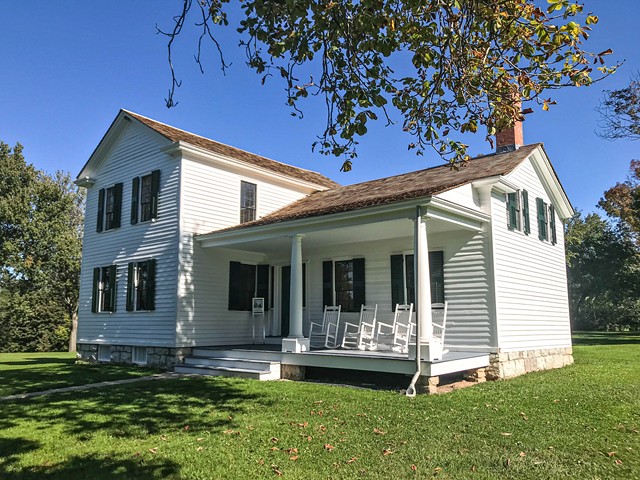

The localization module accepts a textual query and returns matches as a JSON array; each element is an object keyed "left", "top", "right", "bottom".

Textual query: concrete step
[
  {"left": 191, "top": 348, "right": 281, "bottom": 361},
  {"left": 184, "top": 355, "right": 280, "bottom": 372},
  {"left": 174, "top": 363, "right": 280, "bottom": 381}
]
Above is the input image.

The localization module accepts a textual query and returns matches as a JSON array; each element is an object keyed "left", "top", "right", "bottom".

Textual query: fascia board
[{"left": 528, "top": 147, "right": 575, "bottom": 219}]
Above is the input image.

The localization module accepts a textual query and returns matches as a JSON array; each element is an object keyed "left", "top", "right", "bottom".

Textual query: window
[
  {"left": 390, "top": 251, "right": 445, "bottom": 308},
  {"left": 229, "top": 261, "right": 257, "bottom": 311},
  {"left": 506, "top": 191, "right": 521, "bottom": 230},
  {"left": 537, "top": 197, "right": 549, "bottom": 241},
  {"left": 132, "top": 347, "right": 147, "bottom": 365},
  {"left": 131, "top": 170, "right": 160, "bottom": 224},
  {"left": 126, "top": 259, "right": 156, "bottom": 311},
  {"left": 92, "top": 265, "right": 117, "bottom": 313},
  {"left": 97, "top": 183, "right": 123, "bottom": 232},
  {"left": 240, "top": 181, "right": 257, "bottom": 223},
  {"left": 522, "top": 190, "right": 531, "bottom": 235},
  {"left": 322, "top": 259, "right": 365, "bottom": 312},
  {"left": 98, "top": 345, "right": 111, "bottom": 362},
  {"left": 549, "top": 205, "right": 557, "bottom": 245}
]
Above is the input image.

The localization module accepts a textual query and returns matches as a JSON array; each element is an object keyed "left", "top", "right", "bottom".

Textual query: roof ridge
[{"left": 123, "top": 109, "right": 337, "bottom": 185}]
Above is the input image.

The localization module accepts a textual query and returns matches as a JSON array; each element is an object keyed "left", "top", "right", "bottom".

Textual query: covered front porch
[{"left": 190, "top": 196, "right": 494, "bottom": 384}]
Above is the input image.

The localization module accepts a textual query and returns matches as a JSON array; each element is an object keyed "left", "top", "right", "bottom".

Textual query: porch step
[{"left": 175, "top": 354, "right": 281, "bottom": 381}]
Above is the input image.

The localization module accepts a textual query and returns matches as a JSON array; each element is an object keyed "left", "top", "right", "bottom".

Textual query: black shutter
[
  {"left": 92, "top": 267, "right": 100, "bottom": 313},
  {"left": 522, "top": 190, "right": 530, "bottom": 234},
  {"left": 228, "top": 261, "right": 241, "bottom": 310},
  {"left": 390, "top": 255, "right": 404, "bottom": 308},
  {"left": 126, "top": 262, "right": 135, "bottom": 311},
  {"left": 507, "top": 193, "right": 518, "bottom": 229},
  {"left": 96, "top": 189, "right": 105, "bottom": 233},
  {"left": 429, "top": 251, "right": 445, "bottom": 304},
  {"left": 405, "top": 254, "right": 416, "bottom": 308},
  {"left": 256, "top": 264, "right": 270, "bottom": 309},
  {"left": 131, "top": 177, "right": 139, "bottom": 225},
  {"left": 108, "top": 264, "right": 117, "bottom": 311},
  {"left": 151, "top": 169, "right": 160, "bottom": 220},
  {"left": 352, "top": 258, "right": 366, "bottom": 312},
  {"left": 537, "top": 198, "right": 546, "bottom": 240},
  {"left": 147, "top": 259, "right": 156, "bottom": 311},
  {"left": 551, "top": 205, "right": 557, "bottom": 244},
  {"left": 322, "top": 261, "right": 333, "bottom": 307},
  {"left": 113, "top": 182, "right": 123, "bottom": 228}
]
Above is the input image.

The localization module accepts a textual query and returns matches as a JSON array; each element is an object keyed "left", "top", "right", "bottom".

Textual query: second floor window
[
  {"left": 92, "top": 265, "right": 117, "bottom": 313},
  {"left": 240, "top": 181, "right": 256, "bottom": 223},
  {"left": 131, "top": 170, "right": 160, "bottom": 224},
  {"left": 96, "top": 183, "right": 123, "bottom": 232}
]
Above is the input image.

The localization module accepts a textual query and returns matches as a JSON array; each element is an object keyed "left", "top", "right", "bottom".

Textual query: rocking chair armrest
[
  {"left": 310, "top": 321, "right": 324, "bottom": 333},
  {"left": 343, "top": 321, "right": 359, "bottom": 333},
  {"left": 360, "top": 320, "right": 375, "bottom": 330}
]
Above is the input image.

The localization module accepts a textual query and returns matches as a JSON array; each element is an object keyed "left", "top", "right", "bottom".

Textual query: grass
[
  {"left": 0, "top": 334, "right": 638, "bottom": 479},
  {"left": 0, "top": 352, "right": 155, "bottom": 397}
]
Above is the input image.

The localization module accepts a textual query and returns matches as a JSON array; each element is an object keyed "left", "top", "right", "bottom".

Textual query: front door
[{"left": 280, "top": 264, "right": 306, "bottom": 337}]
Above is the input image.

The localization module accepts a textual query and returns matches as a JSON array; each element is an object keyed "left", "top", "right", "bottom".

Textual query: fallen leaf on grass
[
  {"left": 505, "top": 458, "right": 511, "bottom": 467},
  {"left": 270, "top": 437, "right": 279, "bottom": 443},
  {"left": 148, "top": 448, "right": 158, "bottom": 454},
  {"left": 373, "top": 428, "right": 386, "bottom": 435},
  {"left": 289, "top": 455, "right": 299, "bottom": 461},
  {"left": 346, "top": 457, "right": 357, "bottom": 464},
  {"left": 382, "top": 449, "right": 393, "bottom": 456},
  {"left": 500, "top": 432, "right": 512, "bottom": 436},
  {"left": 271, "top": 465, "right": 283, "bottom": 476},
  {"left": 183, "top": 425, "right": 189, "bottom": 431},
  {"left": 518, "top": 452, "right": 526, "bottom": 457},
  {"left": 223, "top": 430, "right": 240, "bottom": 435},
  {"left": 270, "top": 447, "right": 280, "bottom": 452},
  {"left": 433, "top": 467, "right": 442, "bottom": 474},
  {"left": 615, "top": 459, "right": 623, "bottom": 465},
  {"left": 283, "top": 448, "right": 298, "bottom": 454},
  {"left": 607, "top": 452, "right": 617, "bottom": 457},
  {"left": 324, "top": 444, "right": 335, "bottom": 452},
  {"left": 314, "top": 400, "right": 324, "bottom": 404},
  {"left": 196, "top": 437, "right": 204, "bottom": 442},
  {"left": 160, "top": 435, "right": 168, "bottom": 441},
  {"left": 410, "top": 464, "right": 417, "bottom": 471},
  {"left": 196, "top": 447, "right": 203, "bottom": 452}
]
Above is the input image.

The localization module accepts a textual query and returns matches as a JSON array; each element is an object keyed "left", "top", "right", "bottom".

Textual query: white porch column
[
  {"left": 414, "top": 211, "right": 434, "bottom": 359},
  {"left": 282, "top": 234, "right": 310, "bottom": 353}
]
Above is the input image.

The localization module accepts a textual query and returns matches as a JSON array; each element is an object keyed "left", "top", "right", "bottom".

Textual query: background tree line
[{"left": 0, "top": 142, "right": 84, "bottom": 352}]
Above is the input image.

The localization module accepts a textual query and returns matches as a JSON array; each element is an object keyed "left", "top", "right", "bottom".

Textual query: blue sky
[{"left": 1, "top": 1, "right": 638, "bottom": 214}]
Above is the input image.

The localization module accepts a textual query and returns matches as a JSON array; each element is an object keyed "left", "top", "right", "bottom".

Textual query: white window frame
[
  {"left": 132, "top": 346, "right": 148, "bottom": 365},
  {"left": 98, "top": 345, "right": 111, "bottom": 362}
]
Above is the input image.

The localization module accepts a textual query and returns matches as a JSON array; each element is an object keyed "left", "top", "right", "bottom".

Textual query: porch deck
[{"left": 188, "top": 342, "right": 490, "bottom": 378}]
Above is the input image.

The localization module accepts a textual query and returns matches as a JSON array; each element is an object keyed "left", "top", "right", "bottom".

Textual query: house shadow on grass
[{"left": 572, "top": 331, "right": 640, "bottom": 346}]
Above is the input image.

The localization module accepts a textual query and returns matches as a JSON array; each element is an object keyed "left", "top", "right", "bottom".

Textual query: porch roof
[{"left": 206, "top": 143, "right": 540, "bottom": 235}]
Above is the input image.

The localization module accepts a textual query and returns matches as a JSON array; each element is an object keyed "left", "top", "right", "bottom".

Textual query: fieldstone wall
[
  {"left": 487, "top": 347, "right": 573, "bottom": 380},
  {"left": 76, "top": 343, "right": 192, "bottom": 370},
  {"left": 281, "top": 364, "right": 306, "bottom": 381}
]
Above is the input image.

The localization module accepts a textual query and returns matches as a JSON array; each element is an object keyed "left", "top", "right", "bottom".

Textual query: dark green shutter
[
  {"left": 108, "top": 264, "right": 117, "bottom": 311},
  {"left": 113, "top": 182, "right": 123, "bottom": 228},
  {"left": 429, "top": 251, "right": 445, "bottom": 304},
  {"left": 146, "top": 259, "right": 156, "bottom": 311},
  {"left": 228, "top": 261, "right": 241, "bottom": 310},
  {"left": 405, "top": 254, "right": 415, "bottom": 307},
  {"left": 322, "top": 261, "right": 333, "bottom": 307},
  {"left": 131, "top": 177, "right": 139, "bottom": 225},
  {"left": 92, "top": 267, "right": 100, "bottom": 312},
  {"left": 96, "top": 189, "right": 105, "bottom": 232},
  {"left": 549, "top": 205, "right": 557, "bottom": 245},
  {"left": 522, "top": 190, "right": 530, "bottom": 234},
  {"left": 390, "top": 255, "right": 404, "bottom": 307},
  {"left": 537, "top": 198, "right": 546, "bottom": 240},
  {"left": 151, "top": 170, "right": 160, "bottom": 220},
  {"left": 507, "top": 193, "right": 518, "bottom": 230},
  {"left": 352, "top": 258, "right": 366, "bottom": 311},
  {"left": 126, "top": 262, "right": 135, "bottom": 311},
  {"left": 256, "top": 264, "right": 270, "bottom": 309}
]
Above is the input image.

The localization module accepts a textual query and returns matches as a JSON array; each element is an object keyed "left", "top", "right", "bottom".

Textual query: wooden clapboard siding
[
  {"left": 491, "top": 157, "right": 571, "bottom": 351},
  {"left": 77, "top": 122, "right": 180, "bottom": 346},
  {"left": 176, "top": 155, "right": 313, "bottom": 346}
]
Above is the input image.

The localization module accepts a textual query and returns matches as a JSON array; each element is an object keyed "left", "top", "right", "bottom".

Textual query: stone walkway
[{"left": 0, "top": 372, "right": 184, "bottom": 402}]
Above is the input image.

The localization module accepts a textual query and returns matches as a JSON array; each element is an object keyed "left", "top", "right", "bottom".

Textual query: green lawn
[
  {"left": 0, "top": 352, "right": 154, "bottom": 397},
  {"left": 0, "top": 334, "right": 638, "bottom": 479}
]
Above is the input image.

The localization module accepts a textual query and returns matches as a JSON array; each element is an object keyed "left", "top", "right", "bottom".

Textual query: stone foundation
[
  {"left": 76, "top": 343, "right": 193, "bottom": 370},
  {"left": 487, "top": 347, "right": 573, "bottom": 380},
  {"left": 280, "top": 364, "right": 306, "bottom": 381}
]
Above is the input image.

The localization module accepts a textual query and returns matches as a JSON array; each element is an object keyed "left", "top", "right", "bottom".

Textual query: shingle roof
[
  {"left": 124, "top": 110, "right": 339, "bottom": 189},
  {"left": 214, "top": 143, "right": 541, "bottom": 233}
]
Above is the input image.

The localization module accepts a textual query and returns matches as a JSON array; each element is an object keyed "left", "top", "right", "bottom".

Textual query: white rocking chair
[
  {"left": 430, "top": 302, "right": 449, "bottom": 360},
  {"left": 375, "top": 304, "right": 414, "bottom": 353},
  {"left": 309, "top": 305, "right": 341, "bottom": 349},
  {"left": 341, "top": 304, "right": 378, "bottom": 350}
]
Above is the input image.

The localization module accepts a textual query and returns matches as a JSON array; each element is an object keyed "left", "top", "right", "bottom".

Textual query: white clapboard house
[{"left": 74, "top": 110, "right": 574, "bottom": 387}]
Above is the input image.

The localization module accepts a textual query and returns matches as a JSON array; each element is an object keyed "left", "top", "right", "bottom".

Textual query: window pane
[
  {"left": 136, "top": 261, "right": 149, "bottom": 310},
  {"left": 140, "top": 174, "right": 153, "bottom": 222},
  {"left": 101, "top": 266, "right": 112, "bottom": 311},
  {"left": 105, "top": 187, "right": 115, "bottom": 230},
  {"left": 334, "top": 260, "right": 355, "bottom": 312},
  {"left": 240, "top": 181, "right": 256, "bottom": 223}
]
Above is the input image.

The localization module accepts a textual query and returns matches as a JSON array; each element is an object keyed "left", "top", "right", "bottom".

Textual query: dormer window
[
  {"left": 96, "top": 183, "right": 123, "bottom": 232},
  {"left": 131, "top": 170, "right": 160, "bottom": 224},
  {"left": 240, "top": 181, "right": 256, "bottom": 224}
]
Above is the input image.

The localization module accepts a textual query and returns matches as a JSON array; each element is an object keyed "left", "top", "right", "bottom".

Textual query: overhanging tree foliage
[
  {"left": 597, "top": 72, "right": 640, "bottom": 141},
  {"left": 598, "top": 159, "right": 640, "bottom": 245},
  {"left": 0, "top": 142, "right": 84, "bottom": 352},
  {"left": 159, "top": 0, "right": 617, "bottom": 170}
]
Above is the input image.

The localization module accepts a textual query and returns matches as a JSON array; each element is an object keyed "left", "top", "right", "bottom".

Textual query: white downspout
[{"left": 406, "top": 205, "right": 423, "bottom": 397}]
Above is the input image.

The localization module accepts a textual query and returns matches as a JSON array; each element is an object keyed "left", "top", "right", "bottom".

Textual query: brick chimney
[{"left": 495, "top": 117, "right": 523, "bottom": 153}]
